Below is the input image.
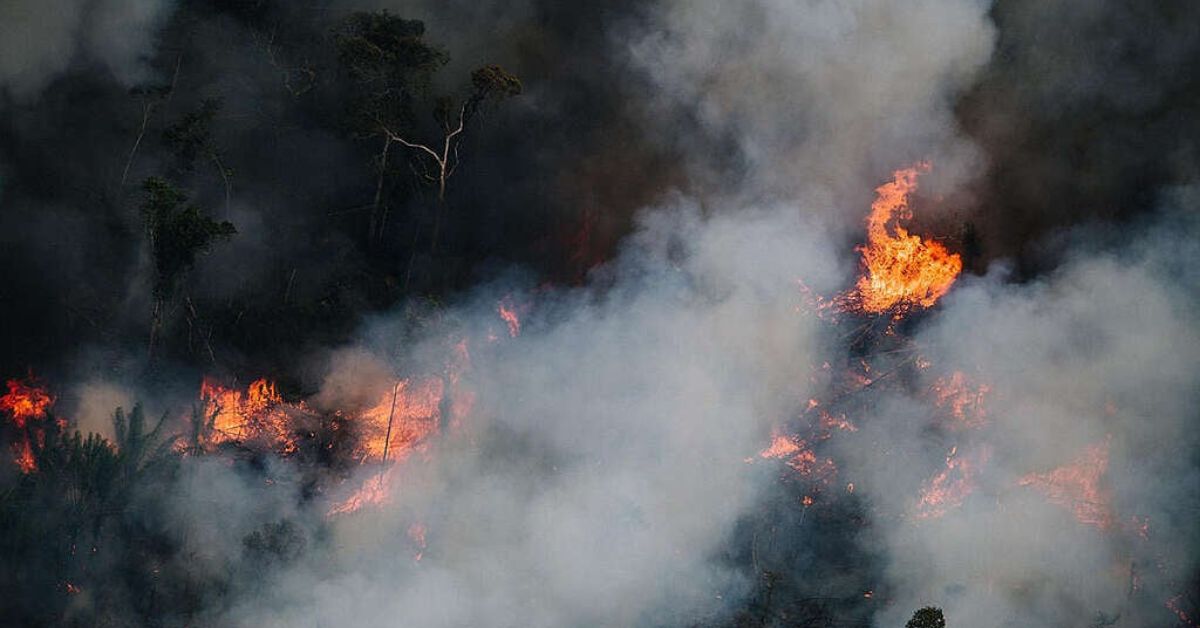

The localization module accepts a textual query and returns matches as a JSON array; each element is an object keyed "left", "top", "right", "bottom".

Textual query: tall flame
[
  {"left": 847, "top": 163, "right": 962, "bottom": 314},
  {"left": 2, "top": 378, "right": 55, "bottom": 473}
]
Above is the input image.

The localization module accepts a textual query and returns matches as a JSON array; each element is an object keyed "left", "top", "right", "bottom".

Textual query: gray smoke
[
  {"left": 628, "top": 0, "right": 994, "bottom": 226},
  {"left": 0, "top": 0, "right": 176, "bottom": 100},
  {"left": 7, "top": 1, "right": 1197, "bottom": 626}
]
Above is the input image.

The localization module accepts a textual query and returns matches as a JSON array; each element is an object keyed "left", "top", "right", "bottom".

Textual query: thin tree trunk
[
  {"left": 370, "top": 137, "right": 392, "bottom": 244},
  {"left": 121, "top": 102, "right": 154, "bottom": 187},
  {"left": 148, "top": 298, "right": 163, "bottom": 361}
]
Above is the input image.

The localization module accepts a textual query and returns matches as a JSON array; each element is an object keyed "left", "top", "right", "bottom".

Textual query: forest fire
[
  {"left": 842, "top": 163, "right": 962, "bottom": 315},
  {"left": 497, "top": 298, "right": 522, "bottom": 338},
  {"left": 913, "top": 446, "right": 988, "bottom": 520},
  {"left": 328, "top": 471, "right": 394, "bottom": 517},
  {"left": 357, "top": 378, "right": 443, "bottom": 463},
  {"left": 756, "top": 432, "right": 839, "bottom": 485},
  {"left": 197, "top": 377, "right": 297, "bottom": 453},
  {"left": 1019, "top": 438, "right": 1114, "bottom": 529},
  {"left": 1, "top": 2, "right": 1196, "bottom": 626},
  {"left": 931, "top": 372, "right": 991, "bottom": 430},
  {"left": 2, "top": 378, "right": 55, "bottom": 473},
  {"left": 1, "top": 378, "right": 54, "bottom": 428}
]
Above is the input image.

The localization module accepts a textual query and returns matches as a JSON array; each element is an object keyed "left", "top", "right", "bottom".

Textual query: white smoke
[
  {"left": 211, "top": 200, "right": 840, "bottom": 627},
  {"left": 833, "top": 200, "right": 1200, "bottom": 627},
  {"left": 69, "top": 2, "right": 1197, "bottom": 627},
  {"left": 629, "top": 0, "right": 994, "bottom": 220}
]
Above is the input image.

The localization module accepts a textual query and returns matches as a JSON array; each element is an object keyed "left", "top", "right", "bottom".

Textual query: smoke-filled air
[{"left": 1, "top": 1, "right": 1197, "bottom": 627}]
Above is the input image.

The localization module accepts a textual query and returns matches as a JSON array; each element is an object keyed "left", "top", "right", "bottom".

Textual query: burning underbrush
[{"left": 2, "top": 166, "right": 1197, "bottom": 628}]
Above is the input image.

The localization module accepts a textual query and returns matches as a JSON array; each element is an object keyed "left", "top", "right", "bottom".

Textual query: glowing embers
[
  {"left": 841, "top": 163, "right": 962, "bottom": 315},
  {"left": 327, "top": 469, "right": 394, "bottom": 517},
  {"left": 2, "top": 377, "right": 56, "bottom": 473},
  {"left": 757, "top": 431, "right": 838, "bottom": 485},
  {"left": 913, "top": 445, "right": 989, "bottom": 520},
  {"left": 197, "top": 377, "right": 297, "bottom": 454},
  {"left": 1019, "top": 437, "right": 1114, "bottom": 530},
  {"left": 497, "top": 296, "right": 522, "bottom": 338},
  {"left": 930, "top": 371, "right": 990, "bottom": 430}
]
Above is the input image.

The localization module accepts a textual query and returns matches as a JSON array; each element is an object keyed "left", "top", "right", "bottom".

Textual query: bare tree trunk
[
  {"left": 148, "top": 298, "right": 163, "bottom": 361},
  {"left": 212, "top": 154, "right": 232, "bottom": 211},
  {"left": 369, "top": 137, "right": 392, "bottom": 244},
  {"left": 121, "top": 101, "right": 154, "bottom": 187}
]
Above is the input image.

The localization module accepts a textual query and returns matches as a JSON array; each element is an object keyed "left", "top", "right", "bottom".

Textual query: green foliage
[
  {"left": 0, "top": 403, "right": 182, "bottom": 625},
  {"left": 335, "top": 11, "right": 447, "bottom": 136},
  {"left": 906, "top": 606, "right": 947, "bottom": 628},
  {"left": 471, "top": 64, "right": 523, "bottom": 100},
  {"left": 112, "top": 404, "right": 176, "bottom": 479},
  {"left": 140, "top": 177, "right": 236, "bottom": 299},
  {"left": 163, "top": 98, "right": 223, "bottom": 173},
  {"left": 457, "top": 64, "right": 522, "bottom": 128}
]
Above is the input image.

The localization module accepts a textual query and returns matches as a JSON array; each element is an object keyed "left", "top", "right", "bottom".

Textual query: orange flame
[
  {"left": 497, "top": 298, "right": 521, "bottom": 338},
  {"left": 1168, "top": 594, "right": 1198, "bottom": 627},
  {"left": 1019, "top": 437, "right": 1113, "bottom": 529},
  {"left": 845, "top": 163, "right": 962, "bottom": 314},
  {"left": 914, "top": 446, "right": 988, "bottom": 520},
  {"left": 931, "top": 371, "right": 990, "bottom": 430},
  {"left": 2, "top": 378, "right": 55, "bottom": 473},
  {"left": 1, "top": 378, "right": 54, "bottom": 428},
  {"left": 758, "top": 433, "right": 802, "bottom": 459},
  {"left": 198, "top": 378, "right": 296, "bottom": 453},
  {"left": 408, "top": 522, "right": 428, "bottom": 561},
  {"left": 327, "top": 470, "right": 394, "bottom": 517},
  {"left": 757, "top": 433, "right": 838, "bottom": 483},
  {"left": 13, "top": 439, "right": 37, "bottom": 474},
  {"left": 358, "top": 378, "right": 443, "bottom": 464}
]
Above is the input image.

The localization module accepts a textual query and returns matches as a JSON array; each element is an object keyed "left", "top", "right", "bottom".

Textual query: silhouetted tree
[
  {"left": 336, "top": 11, "right": 521, "bottom": 250},
  {"left": 163, "top": 98, "right": 233, "bottom": 207},
  {"left": 140, "top": 177, "right": 236, "bottom": 357},
  {"left": 906, "top": 606, "right": 946, "bottom": 628},
  {"left": 335, "top": 11, "right": 447, "bottom": 243}
]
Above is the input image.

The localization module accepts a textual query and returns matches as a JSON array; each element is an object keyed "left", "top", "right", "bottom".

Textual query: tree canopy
[{"left": 906, "top": 606, "right": 947, "bottom": 628}]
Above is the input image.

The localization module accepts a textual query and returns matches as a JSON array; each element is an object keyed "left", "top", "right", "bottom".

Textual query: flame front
[
  {"left": 845, "top": 163, "right": 962, "bottom": 314},
  {"left": 358, "top": 378, "right": 443, "bottom": 463},
  {"left": 198, "top": 377, "right": 296, "bottom": 453},
  {"left": 931, "top": 371, "right": 990, "bottom": 430},
  {"left": 1019, "top": 437, "right": 1113, "bottom": 529},
  {"left": 914, "top": 446, "right": 988, "bottom": 520}
]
